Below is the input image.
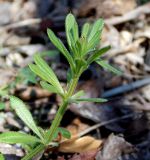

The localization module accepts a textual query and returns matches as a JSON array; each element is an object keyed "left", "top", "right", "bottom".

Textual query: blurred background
[{"left": 0, "top": 0, "right": 150, "bottom": 160}]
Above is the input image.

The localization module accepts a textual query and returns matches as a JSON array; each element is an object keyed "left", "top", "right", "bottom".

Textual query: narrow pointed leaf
[
  {"left": 19, "top": 67, "right": 37, "bottom": 84},
  {"left": 65, "top": 14, "right": 79, "bottom": 57},
  {"left": 75, "top": 98, "right": 107, "bottom": 103},
  {"left": 87, "top": 46, "right": 111, "bottom": 64},
  {"left": 80, "top": 37, "right": 88, "bottom": 56},
  {"left": 74, "top": 40, "right": 82, "bottom": 57},
  {"left": 58, "top": 127, "right": 71, "bottom": 139},
  {"left": 70, "top": 43, "right": 80, "bottom": 58},
  {"left": 71, "top": 15, "right": 79, "bottom": 44},
  {"left": 65, "top": 13, "right": 75, "bottom": 31},
  {"left": 67, "top": 68, "right": 73, "bottom": 83},
  {"left": 33, "top": 54, "right": 64, "bottom": 94},
  {"left": 66, "top": 13, "right": 79, "bottom": 44},
  {"left": 0, "top": 132, "right": 41, "bottom": 144},
  {"left": 47, "top": 28, "right": 75, "bottom": 70},
  {"left": 29, "top": 64, "right": 51, "bottom": 84},
  {"left": 34, "top": 54, "right": 58, "bottom": 83},
  {"left": 52, "top": 127, "right": 71, "bottom": 140},
  {"left": 72, "top": 90, "right": 85, "bottom": 99},
  {"left": 88, "top": 19, "right": 104, "bottom": 41},
  {"left": 21, "top": 144, "right": 33, "bottom": 152},
  {"left": 65, "top": 14, "right": 74, "bottom": 49},
  {"left": 87, "top": 31, "right": 101, "bottom": 50},
  {"left": 81, "top": 23, "right": 90, "bottom": 38},
  {"left": 10, "top": 96, "right": 43, "bottom": 140},
  {"left": 68, "top": 31, "right": 75, "bottom": 49},
  {"left": 72, "top": 21, "right": 79, "bottom": 43},
  {"left": 96, "top": 59, "right": 122, "bottom": 75},
  {"left": 21, "top": 144, "right": 45, "bottom": 160},
  {"left": 40, "top": 81, "right": 60, "bottom": 94}
]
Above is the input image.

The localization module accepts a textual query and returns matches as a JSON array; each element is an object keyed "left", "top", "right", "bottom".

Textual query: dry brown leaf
[
  {"left": 66, "top": 118, "right": 90, "bottom": 136},
  {"left": 59, "top": 136, "right": 103, "bottom": 153}
]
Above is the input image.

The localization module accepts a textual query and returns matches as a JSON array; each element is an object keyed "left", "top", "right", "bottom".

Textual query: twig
[
  {"left": 107, "top": 38, "right": 145, "bottom": 58},
  {"left": 56, "top": 114, "right": 134, "bottom": 146},
  {"left": 102, "top": 77, "right": 150, "bottom": 98},
  {"left": 0, "top": 18, "right": 41, "bottom": 31},
  {"left": 78, "top": 114, "right": 133, "bottom": 137},
  {"left": 105, "top": 2, "right": 150, "bottom": 25}
]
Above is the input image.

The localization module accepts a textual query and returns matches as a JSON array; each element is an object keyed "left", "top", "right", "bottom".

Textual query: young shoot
[{"left": 0, "top": 13, "right": 121, "bottom": 160}]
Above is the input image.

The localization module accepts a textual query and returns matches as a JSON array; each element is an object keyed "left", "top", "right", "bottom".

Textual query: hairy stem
[
  {"left": 67, "top": 76, "right": 79, "bottom": 96},
  {"left": 22, "top": 144, "right": 45, "bottom": 160},
  {"left": 45, "top": 75, "right": 79, "bottom": 144},
  {"left": 45, "top": 100, "right": 68, "bottom": 144},
  {"left": 22, "top": 75, "right": 79, "bottom": 160}
]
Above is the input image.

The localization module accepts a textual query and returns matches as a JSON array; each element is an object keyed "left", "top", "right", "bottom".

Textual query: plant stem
[
  {"left": 67, "top": 76, "right": 79, "bottom": 96},
  {"left": 22, "top": 75, "right": 79, "bottom": 160},
  {"left": 45, "top": 75, "right": 79, "bottom": 144},
  {"left": 21, "top": 144, "right": 45, "bottom": 160},
  {"left": 45, "top": 100, "right": 68, "bottom": 143}
]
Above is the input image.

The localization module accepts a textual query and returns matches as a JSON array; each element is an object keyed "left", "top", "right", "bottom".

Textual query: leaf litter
[{"left": 0, "top": 0, "right": 150, "bottom": 159}]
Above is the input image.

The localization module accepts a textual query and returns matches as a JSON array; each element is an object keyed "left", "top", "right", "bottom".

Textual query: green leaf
[
  {"left": 81, "top": 23, "right": 90, "bottom": 38},
  {"left": 67, "top": 69, "right": 73, "bottom": 83},
  {"left": 74, "top": 98, "right": 107, "bottom": 103},
  {"left": 47, "top": 28, "right": 75, "bottom": 70},
  {"left": 72, "top": 21, "right": 79, "bottom": 43},
  {"left": 58, "top": 127, "right": 71, "bottom": 139},
  {"left": 87, "top": 46, "right": 111, "bottom": 64},
  {"left": 29, "top": 64, "right": 51, "bottom": 84},
  {"left": 65, "top": 14, "right": 79, "bottom": 58},
  {"left": 96, "top": 59, "right": 122, "bottom": 75},
  {"left": 87, "top": 31, "right": 101, "bottom": 50},
  {"left": 72, "top": 90, "right": 85, "bottom": 99},
  {"left": 21, "top": 144, "right": 33, "bottom": 152},
  {"left": 65, "top": 13, "right": 79, "bottom": 44},
  {"left": 88, "top": 19, "right": 104, "bottom": 41},
  {"left": 0, "top": 132, "right": 41, "bottom": 145},
  {"left": 0, "top": 154, "right": 5, "bottom": 160},
  {"left": 33, "top": 54, "right": 64, "bottom": 94},
  {"left": 21, "top": 144, "right": 45, "bottom": 160},
  {"left": 74, "top": 39, "right": 82, "bottom": 57},
  {"left": 52, "top": 127, "right": 71, "bottom": 140},
  {"left": 20, "top": 67, "right": 37, "bottom": 84},
  {"left": 66, "top": 28, "right": 74, "bottom": 50},
  {"left": 40, "top": 50, "right": 59, "bottom": 58},
  {"left": 0, "top": 102, "right": 5, "bottom": 110},
  {"left": 0, "top": 86, "right": 9, "bottom": 97},
  {"left": 40, "top": 81, "right": 60, "bottom": 94},
  {"left": 10, "top": 96, "right": 43, "bottom": 140},
  {"left": 80, "top": 37, "right": 88, "bottom": 56},
  {"left": 65, "top": 13, "right": 75, "bottom": 32}
]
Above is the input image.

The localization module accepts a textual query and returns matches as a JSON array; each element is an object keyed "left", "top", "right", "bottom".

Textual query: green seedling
[{"left": 0, "top": 13, "right": 121, "bottom": 160}]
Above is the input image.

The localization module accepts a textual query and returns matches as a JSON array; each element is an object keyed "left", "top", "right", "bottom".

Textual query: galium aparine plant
[{"left": 0, "top": 13, "right": 121, "bottom": 160}]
